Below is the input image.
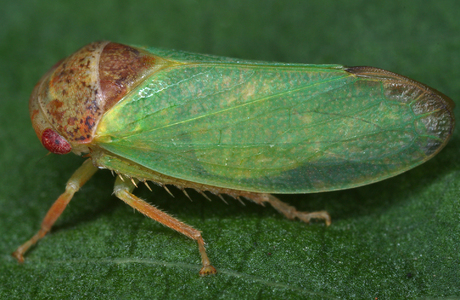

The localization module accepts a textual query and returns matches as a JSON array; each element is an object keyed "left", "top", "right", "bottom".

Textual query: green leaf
[{"left": 1, "top": 0, "right": 459, "bottom": 299}]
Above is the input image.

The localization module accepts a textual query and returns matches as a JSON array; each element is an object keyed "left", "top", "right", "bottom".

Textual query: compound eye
[{"left": 41, "top": 128, "right": 72, "bottom": 154}]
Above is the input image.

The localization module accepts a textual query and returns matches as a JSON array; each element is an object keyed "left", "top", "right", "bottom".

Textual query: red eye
[{"left": 41, "top": 128, "right": 72, "bottom": 154}]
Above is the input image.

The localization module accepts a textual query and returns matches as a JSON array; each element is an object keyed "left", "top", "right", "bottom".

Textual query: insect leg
[
  {"left": 245, "top": 193, "right": 331, "bottom": 226},
  {"left": 12, "top": 158, "right": 98, "bottom": 262},
  {"left": 113, "top": 176, "right": 217, "bottom": 276}
]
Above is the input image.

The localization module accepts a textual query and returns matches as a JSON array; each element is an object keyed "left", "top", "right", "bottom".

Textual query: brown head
[{"left": 29, "top": 42, "right": 162, "bottom": 155}]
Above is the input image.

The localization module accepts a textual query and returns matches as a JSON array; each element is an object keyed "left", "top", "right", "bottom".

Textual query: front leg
[{"left": 12, "top": 159, "right": 98, "bottom": 262}]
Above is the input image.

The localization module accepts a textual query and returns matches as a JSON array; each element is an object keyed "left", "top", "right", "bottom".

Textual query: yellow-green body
[
  {"left": 18, "top": 42, "right": 455, "bottom": 275},
  {"left": 93, "top": 47, "right": 455, "bottom": 193}
]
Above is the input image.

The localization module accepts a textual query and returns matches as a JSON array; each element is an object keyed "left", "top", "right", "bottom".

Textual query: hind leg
[
  {"left": 113, "top": 175, "right": 217, "bottom": 276},
  {"left": 243, "top": 193, "right": 331, "bottom": 226}
]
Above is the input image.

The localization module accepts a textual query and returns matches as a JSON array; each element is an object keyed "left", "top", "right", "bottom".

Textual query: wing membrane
[{"left": 95, "top": 62, "right": 453, "bottom": 193}]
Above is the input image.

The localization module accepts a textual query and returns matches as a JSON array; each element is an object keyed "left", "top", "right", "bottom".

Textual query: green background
[{"left": 1, "top": 0, "right": 459, "bottom": 299}]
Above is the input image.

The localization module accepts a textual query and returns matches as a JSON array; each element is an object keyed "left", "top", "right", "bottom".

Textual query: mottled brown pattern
[
  {"left": 346, "top": 66, "right": 455, "bottom": 114},
  {"left": 42, "top": 42, "right": 107, "bottom": 144},
  {"left": 99, "top": 43, "right": 157, "bottom": 112},
  {"left": 346, "top": 66, "right": 455, "bottom": 137},
  {"left": 34, "top": 42, "right": 158, "bottom": 148}
]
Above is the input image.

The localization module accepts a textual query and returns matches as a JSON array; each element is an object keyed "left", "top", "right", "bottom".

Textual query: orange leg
[
  {"left": 12, "top": 159, "right": 98, "bottom": 262},
  {"left": 113, "top": 175, "right": 217, "bottom": 276},
  {"left": 245, "top": 193, "right": 331, "bottom": 226}
]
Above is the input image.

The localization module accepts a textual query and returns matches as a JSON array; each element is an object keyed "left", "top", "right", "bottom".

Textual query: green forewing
[{"left": 94, "top": 49, "right": 452, "bottom": 193}]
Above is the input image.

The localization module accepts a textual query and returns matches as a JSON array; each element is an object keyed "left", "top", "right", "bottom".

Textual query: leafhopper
[{"left": 14, "top": 42, "right": 455, "bottom": 275}]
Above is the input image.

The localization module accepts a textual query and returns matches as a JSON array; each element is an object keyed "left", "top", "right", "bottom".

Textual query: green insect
[{"left": 13, "top": 42, "right": 455, "bottom": 276}]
